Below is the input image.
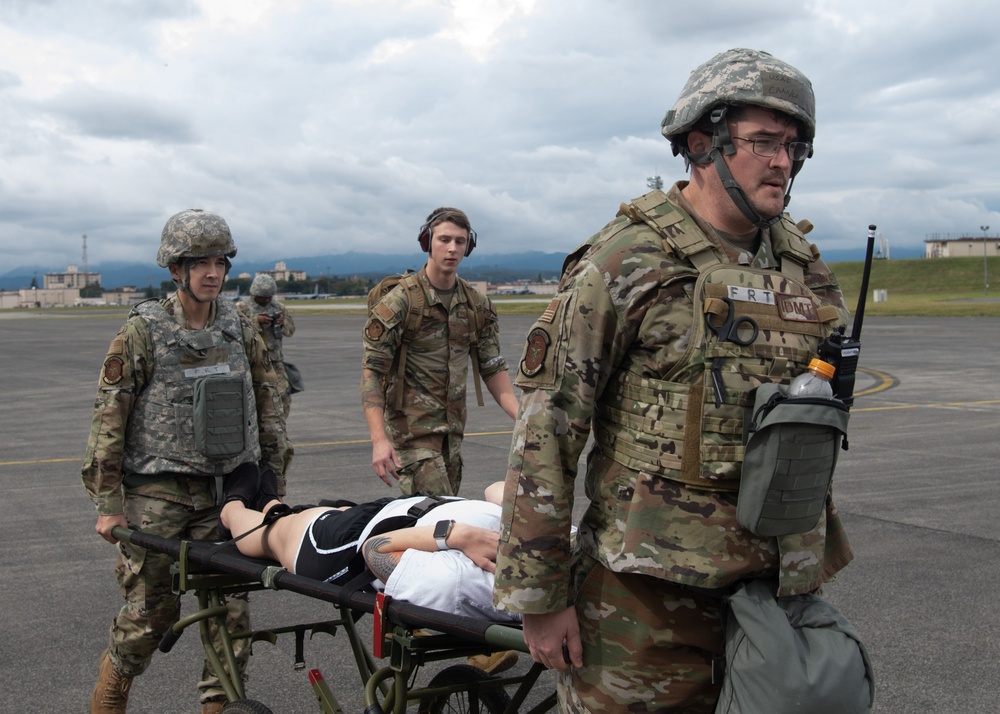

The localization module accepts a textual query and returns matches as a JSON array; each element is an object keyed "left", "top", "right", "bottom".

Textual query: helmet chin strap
[
  {"left": 710, "top": 151, "right": 782, "bottom": 230},
  {"left": 173, "top": 258, "right": 230, "bottom": 304},
  {"left": 687, "top": 105, "right": 793, "bottom": 231}
]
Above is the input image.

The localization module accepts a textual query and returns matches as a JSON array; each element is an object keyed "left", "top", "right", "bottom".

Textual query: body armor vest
[
  {"left": 594, "top": 191, "right": 842, "bottom": 492},
  {"left": 123, "top": 299, "right": 261, "bottom": 476}
]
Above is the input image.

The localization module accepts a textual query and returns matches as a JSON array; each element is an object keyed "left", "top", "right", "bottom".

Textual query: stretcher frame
[{"left": 113, "top": 526, "right": 557, "bottom": 714}]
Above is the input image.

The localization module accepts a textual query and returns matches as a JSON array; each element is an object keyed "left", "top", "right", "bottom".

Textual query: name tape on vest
[
  {"left": 184, "top": 364, "right": 233, "bottom": 379},
  {"left": 727, "top": 286, "right": 776, "bottom": 305}
]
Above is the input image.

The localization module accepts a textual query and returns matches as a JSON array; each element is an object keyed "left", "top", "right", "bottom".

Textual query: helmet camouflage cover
[
  {"left": 250, "top": 274, "right": 277, "bottom": 298},
  {"left": 661, "top": 48, "right": 816, "bottom": 145},
  {"left": 156, "top": 209, "right": 237, "bottom": 268}
]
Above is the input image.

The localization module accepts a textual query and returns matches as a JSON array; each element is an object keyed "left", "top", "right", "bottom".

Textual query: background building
[
  {"left": 44, "top": 265, "right": 101, "bottom": 289},
  {"left": 925, "top": 235, "right": 1000, "bottom": 258},
  {"left": 258, "top": 261, "right": 306, "bottom": 282}
]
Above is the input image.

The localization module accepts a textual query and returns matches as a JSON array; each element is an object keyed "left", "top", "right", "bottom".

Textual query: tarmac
[{"left": 1, "top": 310, "right": 998, "bottom": 713}]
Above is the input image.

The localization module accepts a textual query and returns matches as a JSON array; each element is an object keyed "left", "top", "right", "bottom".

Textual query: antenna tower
[{"left": 82, "top": 234, "right": 89, "bottom": 287}]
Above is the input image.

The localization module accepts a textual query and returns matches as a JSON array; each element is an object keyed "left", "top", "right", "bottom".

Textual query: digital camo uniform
[
  {"left": 82, "top": 292, "right": 292, "bottom": 704},
  {"left": 236, "top": 289, "right": 297, "bottom": 420},
  {"left": 361, "top": 266, "right": 508, "bottom": 496},
  {"left": 493, "top": 183, "right": 852, "bottom": 712}
]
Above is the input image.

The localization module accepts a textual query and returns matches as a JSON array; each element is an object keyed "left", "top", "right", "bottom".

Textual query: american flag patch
[{"left": 539, "top": 298, "right": 559, "bottom": 323}]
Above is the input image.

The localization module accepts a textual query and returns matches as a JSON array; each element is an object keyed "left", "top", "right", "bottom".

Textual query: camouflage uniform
[
  {"left": 236, "top": 296, "right": 297, "bottom": 420},
  {"left": 82, "top": 293, "right": 292, "bottom": 705},
  {"left": 361, "top": 266, "right": 508, "bottom": 496},
  {"left": 493, "top": 183, "right": 853, "bottom": 712}
]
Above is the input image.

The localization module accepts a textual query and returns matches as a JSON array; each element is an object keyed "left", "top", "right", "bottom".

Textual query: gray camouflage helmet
[
  {"left": 250, "top": 274, "right": 277, "bottom": 298},
  {"left": 661, "top": 48, "right": 816, "bottom": 144},
  {"left": 156, "top": 209, "right": 237, "bottom": 268}
]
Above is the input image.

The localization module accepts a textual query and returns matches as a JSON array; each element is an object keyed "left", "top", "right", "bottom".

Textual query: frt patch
[
  {"left": 365, "top": 319, "right": 386, "bottom": 341},
  {"left": 776, "top": 293, "right": 819, "bottom": 322},
  {"left": 520, "top": 327, "right": 551, "bottom": 377},
  {"left": 102, "top": 356, "right": 124, "bottom": 385}
]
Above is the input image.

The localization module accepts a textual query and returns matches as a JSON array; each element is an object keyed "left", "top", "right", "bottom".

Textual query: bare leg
[{"left": 220, "top": 501, "right": 339, "bottom": 573}]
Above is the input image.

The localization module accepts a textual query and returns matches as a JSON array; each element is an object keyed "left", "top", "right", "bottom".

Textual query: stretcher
[{"left": 112, "top": 525, "right": 556, "bottom": 714}]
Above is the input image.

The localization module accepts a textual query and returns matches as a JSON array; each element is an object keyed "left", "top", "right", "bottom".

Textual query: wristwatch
[{"left": 433, "top": 520, "right": 456, "bottom": 551}]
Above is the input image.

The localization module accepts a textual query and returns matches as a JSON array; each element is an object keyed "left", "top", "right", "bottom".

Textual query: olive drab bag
[
  {"left": 366, "top": 270, "right": 488, "bottom": 410},
  {"left": 714, "top": 579, "right": 875, "bottom": 714},
  {"left": 739, "top": 383, "right": 850, "bottom": 537}
]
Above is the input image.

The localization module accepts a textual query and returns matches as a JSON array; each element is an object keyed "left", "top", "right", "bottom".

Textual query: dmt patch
[{"left": 776, "top": 293, "right": 819, "bottom": 322}]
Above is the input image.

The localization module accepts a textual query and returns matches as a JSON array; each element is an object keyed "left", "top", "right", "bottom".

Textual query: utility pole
[{"left": 981, "top": 226, "right": 990, "bottom": 295}]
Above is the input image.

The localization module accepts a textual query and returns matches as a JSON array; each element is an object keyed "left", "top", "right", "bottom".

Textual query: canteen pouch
[
  {"left": 193, "top": 373, "right": 248, "bottom": 459},
  {"left": 738, "top": 383, "right": 849, "bottom": 537}
]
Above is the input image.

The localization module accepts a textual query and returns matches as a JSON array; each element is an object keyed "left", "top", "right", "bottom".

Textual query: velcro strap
[{"left": 406, "top": 496, "right": 449, "bottom": 519}]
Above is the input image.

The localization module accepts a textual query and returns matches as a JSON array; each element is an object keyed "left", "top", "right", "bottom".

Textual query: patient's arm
[{"left": 362, "top": 524, "right": 499, "bottom": 583}]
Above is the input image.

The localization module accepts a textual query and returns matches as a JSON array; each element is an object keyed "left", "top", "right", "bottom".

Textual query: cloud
[
  {"left": 1, "top": 0, "right": 999, "bottom": 274},
  {"left": 42, "top": 86, "right": 197, "bottom": 142}
]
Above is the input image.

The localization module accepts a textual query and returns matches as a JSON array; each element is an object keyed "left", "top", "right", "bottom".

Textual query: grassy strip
[
  {"left": 6, "top": 257, "right": 999, "bottom": 319},
  {"left": 831, "top": 256, "right": 1000, "bottom": 317}
]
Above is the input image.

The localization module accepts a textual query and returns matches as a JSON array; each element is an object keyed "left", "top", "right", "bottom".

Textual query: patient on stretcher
[{"left": 219, "top": 469, "right": 519, "bottom": 623}]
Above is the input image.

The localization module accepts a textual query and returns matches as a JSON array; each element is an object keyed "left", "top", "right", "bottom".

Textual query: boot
[
  {"left": 90, "top": 650, "right": 133, "bottom": 714},
  {"left": 200, "top": 699, "right": 228, "bottom": 714}
]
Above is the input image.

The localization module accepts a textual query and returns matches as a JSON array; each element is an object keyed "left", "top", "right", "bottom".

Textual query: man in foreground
[{"left": 493, "top": 48, "right": 853, "bottom": 712}]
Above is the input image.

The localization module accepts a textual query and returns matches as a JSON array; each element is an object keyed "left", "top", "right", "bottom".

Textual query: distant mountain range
[{"left": 1, "top": 246, "right": 921, "bottom": 291}]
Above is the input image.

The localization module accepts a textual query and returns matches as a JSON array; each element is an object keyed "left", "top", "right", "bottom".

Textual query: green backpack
[{"left": 367, "top": 270, "right": 488, "bottom": 410}]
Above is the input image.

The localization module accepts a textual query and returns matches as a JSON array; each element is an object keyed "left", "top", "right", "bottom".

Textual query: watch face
[{"left": 433, "top": 520, "right": 451, "bottom": 540}]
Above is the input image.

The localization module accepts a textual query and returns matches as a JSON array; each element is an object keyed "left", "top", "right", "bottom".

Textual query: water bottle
[{"left": 788, "top": 358, "right": 835, "bottom": 397}]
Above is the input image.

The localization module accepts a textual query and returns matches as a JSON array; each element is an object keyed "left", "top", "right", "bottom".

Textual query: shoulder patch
[
  {"left": 365, "top": 319, "right": 386, "bottom": 341},
  {"left": 520, "top": 327, "right": 551, "bottom": 377},
  {"left": 373, "top": 302, "right": 395, "bottom": 323},
  {"left": 108, "top": 337, "right": 124, "bottom": 355},
  {"left": 102, "top": 356, "right": 125, "bottom": 385},
  {"left": 539, "top": 298, "right": 559, "bottom": 324}
]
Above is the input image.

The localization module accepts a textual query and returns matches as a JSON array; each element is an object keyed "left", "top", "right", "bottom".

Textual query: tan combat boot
[
  {"left": 90, "top": 650, "right": 133, "bottom": 714},
  {"left": 200, "top": 699, "right": 228, "bottom": 714}
]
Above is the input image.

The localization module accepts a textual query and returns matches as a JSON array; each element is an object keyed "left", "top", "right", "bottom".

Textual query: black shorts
[{"left": 294, "top": 498, "right": 393, "bottom": 583}]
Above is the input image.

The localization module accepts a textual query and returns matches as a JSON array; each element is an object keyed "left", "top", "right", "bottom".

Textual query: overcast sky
[{"left": 1, "top": 0, "right": 998, "bottom": 273}]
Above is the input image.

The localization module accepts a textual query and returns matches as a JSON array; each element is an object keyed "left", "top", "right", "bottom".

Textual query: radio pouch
[
  {"left": 193, "top": 373, "right": 248, "bottom": 459},
  {"left": 739, "top": 383, "right": 849, "bottom": 537}
]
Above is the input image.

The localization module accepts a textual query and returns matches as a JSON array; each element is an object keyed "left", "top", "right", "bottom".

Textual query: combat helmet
[
  {"left": 250, "top": 274, "right": 277, "bottom": 298},
  {"left": 661, "top": 48, "right": 815, "bottom": 228},
  {"left": 156, "top": 209, "right": 237, "bottom": 268}
]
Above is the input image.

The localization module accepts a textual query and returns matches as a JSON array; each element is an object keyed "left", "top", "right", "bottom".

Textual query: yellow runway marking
[{"left": 7, "top": 382, "right": 996, "bottom": 467}]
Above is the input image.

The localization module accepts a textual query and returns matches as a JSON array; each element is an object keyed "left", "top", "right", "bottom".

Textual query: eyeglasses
[{"left": 731, "top": 136, "right": 812, "bottom": 162}]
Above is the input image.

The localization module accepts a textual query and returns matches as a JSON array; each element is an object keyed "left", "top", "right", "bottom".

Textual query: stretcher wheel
[
  {"left": 418, "top": 664, "right": 512, "bottom": 714},
  {"left": 221, "top": 700, "right": 274, "bottom": 714}
]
